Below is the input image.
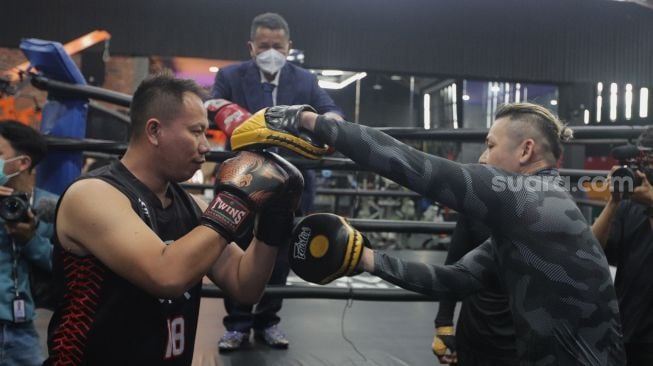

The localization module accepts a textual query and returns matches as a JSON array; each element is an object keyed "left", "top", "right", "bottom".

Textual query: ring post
[{"left": 20, "top": 38, "right": 88, "bottom": 195}]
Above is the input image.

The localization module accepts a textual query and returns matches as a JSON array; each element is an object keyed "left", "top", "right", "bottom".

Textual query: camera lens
[
  {"left": 611, "top": 167, "right": 640, "bottom": 197},
  {"left": 0, "top": 195, "right": 28, "bottom": 222}
]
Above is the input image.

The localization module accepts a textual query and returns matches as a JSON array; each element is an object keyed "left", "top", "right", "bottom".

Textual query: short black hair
[
  {"left": 129, "top": 71, "right": 207, "bottom": 141},
  {"left": 250, "top": 12, "right": 290, "bottom": 40},
  {"left": 0, "top": 120, "right": 47, "bottom": 169}
]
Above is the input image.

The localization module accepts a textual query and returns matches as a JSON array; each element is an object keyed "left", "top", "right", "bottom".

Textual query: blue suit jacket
[{"left": 210, "top": 60, "right": 343, "bottom": 116}]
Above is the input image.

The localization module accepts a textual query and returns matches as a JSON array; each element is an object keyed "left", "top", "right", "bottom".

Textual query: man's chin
[{"left": 175, "top": 173, "right": 197, "bottom": 183}]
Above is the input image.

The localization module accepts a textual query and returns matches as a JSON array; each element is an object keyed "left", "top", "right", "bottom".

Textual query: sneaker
[
  {"left": 218, "top": 330, "right": 249, "bottom": 352},
  {"left": 255, "top": 324, "right": 289, "bottom": 349}
]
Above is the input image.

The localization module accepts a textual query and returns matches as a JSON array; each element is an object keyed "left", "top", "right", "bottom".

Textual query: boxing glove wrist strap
[{"left": 201, "top": 190, "right": 254, "bottom": 242}]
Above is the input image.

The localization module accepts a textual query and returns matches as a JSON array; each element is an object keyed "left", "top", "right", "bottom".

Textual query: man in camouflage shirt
[{"left": 298, "top": 102, "right": 625, "bottom": 365}]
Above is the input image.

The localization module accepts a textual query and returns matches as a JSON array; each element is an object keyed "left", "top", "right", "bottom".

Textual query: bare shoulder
[
  {"left": 58, "top": 178, "right": 136, "bottom": 255},
  {"left": 61, "top": 178, "right": 131, "bottom": 214}
]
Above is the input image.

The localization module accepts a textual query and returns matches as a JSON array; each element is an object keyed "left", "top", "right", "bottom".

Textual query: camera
[
  {"left": 0, "top": 193, "right": 30, "bottom": 222},
  {"left": 610, "top": 145, "right": 653, "bottom": 198}
]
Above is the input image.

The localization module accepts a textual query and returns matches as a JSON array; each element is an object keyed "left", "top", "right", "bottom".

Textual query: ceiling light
[
  {"left": 209, "top": 66, "right": 219, "bottom": 73},
  {"left": 286, "top": 49, "right": 305, "bottom": 64},
  {"left": 318, "top": 72, "right": 367, "bottom": 90},
  {"left": 321, "top": 70, "right": 344, "bottom": 76}
]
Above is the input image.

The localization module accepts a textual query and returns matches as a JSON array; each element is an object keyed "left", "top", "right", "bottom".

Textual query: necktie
[{"left": 262, "top": 82, "right": 276, "bottom": 107}]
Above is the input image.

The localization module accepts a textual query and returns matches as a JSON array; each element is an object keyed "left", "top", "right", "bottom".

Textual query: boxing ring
[{"left": 18, "top": 39, "right": 640, "bottom": 365}]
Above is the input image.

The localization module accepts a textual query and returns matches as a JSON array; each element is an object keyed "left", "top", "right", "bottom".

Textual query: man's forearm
[
  {"left": 591, "top": 198, "right": 619, "bottom": 248},
  {"left": 235, "top": 239, "right": 278, "bottom": 302},
  {"left": 360, "top": 246, "right": 375, "bottom": 272},
  {"left": 370, "top": 251, "right": 485, "bottom": 299}
]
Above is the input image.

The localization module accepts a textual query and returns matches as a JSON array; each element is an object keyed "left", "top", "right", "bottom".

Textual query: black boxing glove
[
  {"left": 289, "top": 213, "right": 369, "bottom": 284},
  {"left": 201, "top": 151, "right": 295, "bottom": 243},
  {"left": 254, "top": 153, "right": 304, "bottom": 247},
  {"left": 230, "top": 105, "right": 328, "bottom": 160}
]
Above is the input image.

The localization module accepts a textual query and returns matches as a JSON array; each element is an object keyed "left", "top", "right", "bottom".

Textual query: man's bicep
[{"left": 58, "top": 180, "right": 167, "bottom": 284}]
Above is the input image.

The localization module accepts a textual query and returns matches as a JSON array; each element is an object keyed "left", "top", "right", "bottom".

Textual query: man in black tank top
[
  {"left": 251, "top": 102, "right": 625, "bottom": 365},
  {"left": 45, "top": 73, "right": 304, "bottom": 365}
]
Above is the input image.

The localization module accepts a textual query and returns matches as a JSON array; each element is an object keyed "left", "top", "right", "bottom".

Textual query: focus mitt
[
  {"left": 289, "top": 213, "right": 368, "bottom": 284},
  {"left": 205, "top": 99, "right": 252, "bottom": 138},
  {"left": 230, "top": 105, "right": 328, "bottom": 160}
]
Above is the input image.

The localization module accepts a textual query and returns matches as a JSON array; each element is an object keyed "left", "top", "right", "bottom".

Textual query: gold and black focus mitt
[
  {"left": 230, "top": 105, "right": 328, "bottom": 160},
  {"left": 289, "top": 213, "right": 368, "bottom": 285}
]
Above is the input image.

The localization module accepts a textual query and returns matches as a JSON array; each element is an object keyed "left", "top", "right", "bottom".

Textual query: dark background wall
[
  {"left": 329, "top": 73, "right": 418, "bottom": 127},
  {"left": 3, "top": 0, "right": 653, "bottom": 86}
]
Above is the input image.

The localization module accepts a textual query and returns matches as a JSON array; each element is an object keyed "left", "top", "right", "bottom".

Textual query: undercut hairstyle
[
  {"left": 0, "top": 120, "right": 47, "bottom": 170},
  {"left": 495, "top": 102, "right": 573, "bottom": 163},
  {"left": 636, "top": 126, "right": 653, "bottom": 150},
  {"left": 250, "top": 12, "right": 290, "bottom": 40},
  {"left": 129, "top": 71, "right": 207, "bottom": 141}
]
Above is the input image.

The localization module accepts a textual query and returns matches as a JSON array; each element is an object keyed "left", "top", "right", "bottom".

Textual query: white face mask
[{"left": 255, "top": 49, "right": 286, "bottom": 75}]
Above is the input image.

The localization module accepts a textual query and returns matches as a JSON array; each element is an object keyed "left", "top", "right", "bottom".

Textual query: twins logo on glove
[{"left": 201, "top": 151, "right": 299, "bottom": 243}]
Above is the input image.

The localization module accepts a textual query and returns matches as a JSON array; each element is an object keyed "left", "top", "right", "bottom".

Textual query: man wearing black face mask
[
  {"left": 593, "top": 126, "right": 653, "bottom": 365},
  {"left": 0, "top": 120, "right": 56, "bottom": 366},
  {"left": 210, "top": 12, "right": 343, "bottom": 351}
]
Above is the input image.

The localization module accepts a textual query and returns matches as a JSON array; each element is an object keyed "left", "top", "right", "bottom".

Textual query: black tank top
[{"left": 46, "top": 161, "right": 203, "bottom": 366}]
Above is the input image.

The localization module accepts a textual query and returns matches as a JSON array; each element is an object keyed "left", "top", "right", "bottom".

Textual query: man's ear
[
  {"left": 145, "top": 118, "right": 162, "bottom": 146},
  {"left": 247, "top": 41, "right": 256, "bottom": 58},
  {"left": 519, "top": 139, "right": 536, "bottom": 164},
  {"left": 18, "top": 155, "right": 32, "bottom": 172}
]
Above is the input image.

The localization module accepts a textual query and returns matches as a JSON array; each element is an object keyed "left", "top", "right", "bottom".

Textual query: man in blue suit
[{"left": 211, "top": 12, "right": 343, "bottom": 351}]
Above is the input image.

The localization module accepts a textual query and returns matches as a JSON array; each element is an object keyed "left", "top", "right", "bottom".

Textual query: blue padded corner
[{"left": 19, "top": 38, "right": 87, "bottom": 85}]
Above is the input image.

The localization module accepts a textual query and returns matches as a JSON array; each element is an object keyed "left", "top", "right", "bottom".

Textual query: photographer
[
  {"left": 593, "top": 126, "right": 653, "bottom": 366},
  {"left": 0, "top": 120, "right": 55, "bottom": 366}
]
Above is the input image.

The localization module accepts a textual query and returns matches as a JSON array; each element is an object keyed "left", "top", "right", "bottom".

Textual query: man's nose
[
  {"left": 478, "top": 150, "right": 488, "bottom": 164},
  {"left": 199, "top": 135, "right": 210, "bottom": 153}
]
